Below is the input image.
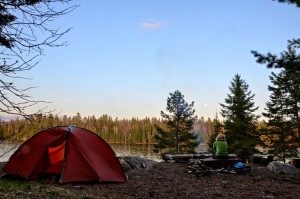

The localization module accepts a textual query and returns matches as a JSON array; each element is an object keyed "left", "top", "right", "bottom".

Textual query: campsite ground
[{"left": 1, "top": 160, "right": 300, "bottom": 199}]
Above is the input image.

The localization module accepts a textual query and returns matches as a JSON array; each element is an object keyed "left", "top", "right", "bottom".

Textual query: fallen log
[
  {"left": 292, "top": 158, "right": 300, "bottom": 169},
  {"left": 251, "top": 154, "right": 273, "bottom": 166},
  {"left": 162, "top": 153, "right": 237, "bottom": 163},
  {"left": 201, "top": 158, "right": 241, "bottom": 169},
  {"left": 162, "top": 153, "right": 211, "bottom": 162}
]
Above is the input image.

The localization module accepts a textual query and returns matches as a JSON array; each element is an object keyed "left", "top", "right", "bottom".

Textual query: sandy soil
[{"left": 1, "top": 161, "right": 300, "bottom": 199}]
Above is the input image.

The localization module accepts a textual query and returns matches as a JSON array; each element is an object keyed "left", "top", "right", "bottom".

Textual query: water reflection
[
  {"left": 0, "top": 142, "right": 163, "bottom": 162},
  {"left": 1, "top": 142, "right": 209, "bottom": 162},
  {"left": 0, "top": 141, "right": 19, "bottom": 162}
]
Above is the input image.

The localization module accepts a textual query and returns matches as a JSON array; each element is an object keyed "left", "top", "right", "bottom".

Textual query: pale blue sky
[{"left": 17, "top": 0, "right": 300, "bottom": 120}]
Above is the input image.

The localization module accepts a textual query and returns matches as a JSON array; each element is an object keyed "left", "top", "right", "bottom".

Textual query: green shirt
[{"left": 213, "top": 140, "right": 228, "bottom": 156}]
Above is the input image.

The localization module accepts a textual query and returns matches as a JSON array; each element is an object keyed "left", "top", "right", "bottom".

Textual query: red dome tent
[{"left": 3, "top": 126, "right": 127, "bottom": 183}]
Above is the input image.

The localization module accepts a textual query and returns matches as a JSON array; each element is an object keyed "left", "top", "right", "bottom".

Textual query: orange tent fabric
[{"left": 3, "top": 126, "right": 127, "bottom": 183}]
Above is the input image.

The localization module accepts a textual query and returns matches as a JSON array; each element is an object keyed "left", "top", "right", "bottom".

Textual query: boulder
[
  {"left": 119, "top": 156, "right": 158, "bottom": 171},
  {"left": 267, "top": 161, "right": 300, "bottom": 174}
]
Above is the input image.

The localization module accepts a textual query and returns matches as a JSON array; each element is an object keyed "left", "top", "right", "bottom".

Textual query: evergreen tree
[
  {"left": 252, "top": 39, "right": 300, "bottom": 162},
  {"left": 274, "top": 0, "right": 300, "bottom": 8},
  {"left": 220, "top": 74, "right": 261, "bottom": 162},
  {"left": 154, "top": 90, "right": 197, "bottom": 154},
  {"left": 263, "top": 71, "right": 299, "bottom": 162}
]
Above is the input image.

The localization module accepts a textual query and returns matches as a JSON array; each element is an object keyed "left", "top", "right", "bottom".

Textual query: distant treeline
[
  {"left": 0, "top": 113, "right": 217, "bottom": 144},
  {"left": 0, "top": 113, "right": 266, "bottom": 145}
]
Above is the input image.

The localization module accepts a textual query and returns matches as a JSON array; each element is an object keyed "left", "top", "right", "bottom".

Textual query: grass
[{"left": 0, "top": 179, "right": 80, "bottom": 199}]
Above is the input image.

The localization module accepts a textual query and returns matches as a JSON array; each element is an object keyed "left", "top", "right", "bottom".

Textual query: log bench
[
  {"left": 162, "top": 153, "right": 212, "bottom": 162},
  {"left": 201, "top": 157, "right": 241, "bottom": 169}
]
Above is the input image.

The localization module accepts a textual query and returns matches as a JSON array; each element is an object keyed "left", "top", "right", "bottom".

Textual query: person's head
[{"left": 216, "top": 133, "right": 226, "bottom": 141}]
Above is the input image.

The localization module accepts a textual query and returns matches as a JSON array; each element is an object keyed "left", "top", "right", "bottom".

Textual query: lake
[
  {"left": 0, "top": 142, "right": 162, "bottom": 162},
  {"left": 110, "top": 143, "right": 162, "bottom": 161},
  {"left": 0, "top": 142, "right": 209, "bottom": 162}
]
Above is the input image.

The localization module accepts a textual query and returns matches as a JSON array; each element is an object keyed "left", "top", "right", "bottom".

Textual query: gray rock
[
  {"left": 267, "top": 161, "right": 300, "bottom": 174},
  {"left": 119, "top": 156, "right": 158, "bottom": 171}
]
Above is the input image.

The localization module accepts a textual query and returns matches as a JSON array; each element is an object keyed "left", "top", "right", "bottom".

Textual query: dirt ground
[
  {"left": 63, "top": 161, "right": 300, "bottom": 199},
  {"left": 2, "top": 161, "right": 300, "bottom": 199}
]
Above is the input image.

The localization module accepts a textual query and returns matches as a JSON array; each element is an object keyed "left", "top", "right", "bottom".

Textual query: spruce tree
[
  {"left": 263, "top": 71, "right": 299, "bottom": 162},
  {"left": 220, "top": 74, "right": 261, "bottom": 162},
  {"left": 252, "top": 39, "right": 300, "bottom": 162},
  {"left": 154, "top": 90, "right": 197, "bottom": 154}
]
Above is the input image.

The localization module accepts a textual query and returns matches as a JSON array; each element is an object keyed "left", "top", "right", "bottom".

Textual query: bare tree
[{"left": 0, "top": 0, "right": 78, "bottom": 120}]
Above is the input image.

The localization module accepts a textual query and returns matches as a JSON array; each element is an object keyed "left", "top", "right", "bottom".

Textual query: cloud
[{"left": 140, "top": 21, "right": 163, "bottom": 29}]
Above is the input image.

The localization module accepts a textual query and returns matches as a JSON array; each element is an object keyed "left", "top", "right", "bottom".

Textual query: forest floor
[{"left": 1, "top": 160, "right": 300, "bottom": 199}]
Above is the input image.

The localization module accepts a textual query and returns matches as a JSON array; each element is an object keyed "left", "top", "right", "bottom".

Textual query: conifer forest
[{"left": 0, "top": 113, "right": 267, "bottom": 146}]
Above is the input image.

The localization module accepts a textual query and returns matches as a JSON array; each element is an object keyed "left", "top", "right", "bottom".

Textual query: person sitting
[{"left": 213, "top": 133, "right": 228, "bottom": 159}]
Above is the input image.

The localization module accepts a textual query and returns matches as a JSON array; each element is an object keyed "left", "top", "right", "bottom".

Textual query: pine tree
[
  {"left": 220, "top": 74, "right": 261, "bottom": 162},
  {"left": 274, "top": 0, "right": 300, "bottom": 8},
  {"left": 154, "top": 90, "right": 197, "bottom": 154}
]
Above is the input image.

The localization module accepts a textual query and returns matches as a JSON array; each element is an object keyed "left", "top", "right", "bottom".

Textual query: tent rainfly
[{"left": 3, "top": 126, "right": 127, "bottom": 183}]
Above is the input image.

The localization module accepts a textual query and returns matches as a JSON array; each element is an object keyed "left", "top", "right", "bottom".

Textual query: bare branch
[{"left": 0, "top": 0, "right": 78, "bottom": 119}]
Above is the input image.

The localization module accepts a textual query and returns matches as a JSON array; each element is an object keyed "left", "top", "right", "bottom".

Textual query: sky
[{"left": 8, "top": 0, "right": 300, "bottom": 120}]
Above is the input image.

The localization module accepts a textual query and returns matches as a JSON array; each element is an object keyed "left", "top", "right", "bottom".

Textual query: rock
[
  {"left": 119, "top": 156, "right": 158, "bottom": 171},
  {"left": 267, "top": 161, "right": 300, "bottom": 174}
]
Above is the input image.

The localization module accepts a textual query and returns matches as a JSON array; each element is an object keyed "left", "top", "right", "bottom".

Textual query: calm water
[
  {"left": 0, "top": 141, "right": 20, "bottom": 162},
  {"left": 0, "top": 142, "right": 162, "bottom": 162},
  {"left": 110, "top": 143, "right": 162, "bottom": 161},
  {"left": 0, "top": 142, "right": 210, "bottom": 162}
]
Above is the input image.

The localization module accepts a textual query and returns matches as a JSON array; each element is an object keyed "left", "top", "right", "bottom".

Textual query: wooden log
[
  {"left": 291, "top": 158, "right": 300, "bottom": 169},
  {"left": 162, "top": 153, "right": 238, "bottom": 163},
  {"left": 252, "top": 156, "right": 261, "bottom": 164},
  {"left": 161, "top": 153, "right": 212, "bottom": 162},
  {"left": 227, "top": 154, "right": 238, "bottom": 159},
  {"left": 201, "top": 158, "right": 241, "bottom": 169},
  {"left": 252, "top": 154, "right": 273, "bottom": 166}
]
